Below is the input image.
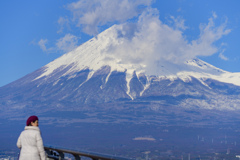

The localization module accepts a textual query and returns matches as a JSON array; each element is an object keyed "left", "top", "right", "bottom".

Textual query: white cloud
[
  {"left": 219, "top": 49, "right": 229, "bottom": 60},
  {"left": 38, "top": 35, "right": 78, "bottom": 53},
  {"left": 56, "top": 34, "right": 79, "bottom": 53},
  {"left": 169, "top": 16, "right": 188, "bottom": 30},
  {"left": 45, "top": 0, "right": 230, "bottom": 65},
  {"left": 212, "top": 11, "right": 217, "bottom": 19},
  {"left": 67, "top": 0, "right": 152, "bottom": 35},
  {"left": 57, "top": 17, "right": 70, "bottom": 33},
  {"left": 189, "top": 15, "right": 231, "bottom": 57},
  {"left": 103, "top": 10, "right": 231, "bottom": 74},
  {"left": 38, "top": 39, "right": 48, "bottom": 52},
  {"left": 177, "top": 8, "right": 182, "bottom": 12},
  {"left": 38, "top": 39, "right": 55, "bottom": 53}
]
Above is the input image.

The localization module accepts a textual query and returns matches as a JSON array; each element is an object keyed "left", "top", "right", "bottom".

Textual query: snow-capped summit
[
  {"left": 35, "top": 24, "right": 240, "bottom": 88},
  {"left": 1, "top": 25, "right": 240, "bottom": 111}
]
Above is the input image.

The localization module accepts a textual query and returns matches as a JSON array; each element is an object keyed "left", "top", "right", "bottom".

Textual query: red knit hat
[{"left": 26, "top": 115, "right": 39, "bottom": 126}]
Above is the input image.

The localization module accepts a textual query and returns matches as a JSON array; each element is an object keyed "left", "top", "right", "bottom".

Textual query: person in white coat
[{"left": 17, "top": 115, "right": 46, "bottom": 160}]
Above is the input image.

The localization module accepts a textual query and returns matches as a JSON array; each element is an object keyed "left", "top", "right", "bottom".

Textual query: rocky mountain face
[
  {"left": 1, "top": 25, "right": 240, "bottom": 114},
  {"left": 1, "top": 63, "right": 240, "bottom": 113}
]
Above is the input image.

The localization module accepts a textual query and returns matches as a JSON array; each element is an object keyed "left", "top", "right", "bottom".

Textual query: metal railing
[{"left": 44, "top": 146, "right": 133, "bottom": 160}]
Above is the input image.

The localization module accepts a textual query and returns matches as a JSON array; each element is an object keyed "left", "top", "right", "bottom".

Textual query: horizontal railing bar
[{"left": 44, "top": 145, "right": 133, "bottom": 160}]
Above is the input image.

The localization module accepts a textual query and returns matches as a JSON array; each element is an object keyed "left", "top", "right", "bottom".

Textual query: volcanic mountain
[{"left": 1, "top": 25, "right": 240, "bottom": 112}]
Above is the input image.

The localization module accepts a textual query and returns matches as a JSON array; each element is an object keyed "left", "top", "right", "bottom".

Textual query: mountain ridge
[
  {"left": 1, "top": 25, "right": 240, "bottom": 112},
  {"left": 33, "top": 25, "right": 240, "bottom": 88}
]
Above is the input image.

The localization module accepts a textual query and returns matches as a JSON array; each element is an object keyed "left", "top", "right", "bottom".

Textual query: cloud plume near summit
[
  {"left": 67, "top": 1, "right": 230, "bottom": 62},
  {"left": 104, "top": 10, "right": 230, "bottom": 73},
  {"left": 55, "top": 0, "right": 231, "bottom": 74}
]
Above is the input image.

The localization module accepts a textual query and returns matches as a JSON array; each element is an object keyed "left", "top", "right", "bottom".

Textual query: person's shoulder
[{"left": 24, "top": 126, "right": 40, "bottom": 132}]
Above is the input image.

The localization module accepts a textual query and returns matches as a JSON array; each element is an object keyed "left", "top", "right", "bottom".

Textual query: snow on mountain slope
[
  {"left": 34, "top": 24, "right": 240, "bottom": 88},
  {"left": 35, "top": 25, "right": 145, "bottom": 93},
  {"left": 2, "top": 25, "right": 240, "bottom": 111}
]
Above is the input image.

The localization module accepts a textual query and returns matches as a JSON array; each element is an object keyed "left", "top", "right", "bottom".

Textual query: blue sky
[{"left": 1, "top": 0, "right": 240, "bottom": 87}]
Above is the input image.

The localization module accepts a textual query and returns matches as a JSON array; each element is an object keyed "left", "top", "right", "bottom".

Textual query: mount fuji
[{"left": 1, "top": 25, "right": 240, "bottom": 114}]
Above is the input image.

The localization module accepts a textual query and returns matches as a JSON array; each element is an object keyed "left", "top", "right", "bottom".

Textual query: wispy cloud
[
  {"left": 67, "top": 0, "right": 152, "bottom": 35},
  {"left": 38, "top": 39, "right": 49, "bottom": 52},
  {"left": 57, "top": 17, "right": 70, "bottom": 33},
  {"left": 169, "top": 16, "right": 188, "bottom": 30},
  {"left": 38, "top": 34, "right": 79, "bottom": 53},
  {"left": 38, "top": 39, "right": 55, "bottom": 53},
  {"left": 188, "top": 14, "right": 231, "bottom": 59},
  {"left": 219, "top": 49, "right": 229, "bottom": 60},
  {"left": 56, "top": 34, "right": 79, "bottom": 53}
]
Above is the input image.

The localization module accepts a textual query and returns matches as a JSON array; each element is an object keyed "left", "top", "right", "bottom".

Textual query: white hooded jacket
[{"left": 17, "top": 126, "right": 46, "bottom": 160}]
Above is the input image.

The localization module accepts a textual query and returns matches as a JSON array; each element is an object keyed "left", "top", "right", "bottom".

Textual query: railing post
[
  {"left": 73, "top": 154, "right": 81, "bottom": 160},
  {"left": 45, "top": 149, "right": 51, "bottom": 157},
  {"left": 58, "top": 151, "right": 64, "bottom": 160}
]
